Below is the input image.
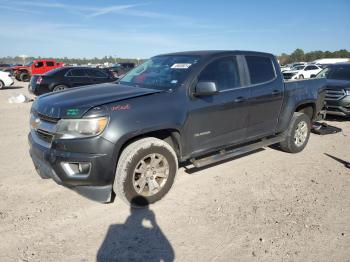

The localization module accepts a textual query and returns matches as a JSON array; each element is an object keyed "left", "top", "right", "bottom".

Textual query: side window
[
  {"left": 67, "top": 69, "right": 87, "bottom": 77},
  {"left": 35, "top": 62, "right": 44, "bottom": 68},
  {"left": 46, "top": 61, "right": 54, "bottom": 67},
  {"left": 245, "top": 56, "right": 276, "bottom": 84},
  {"left": 305, "top": 66, "right": 312, "bottom": 71},
  {"left": 198, "top": 57, "right": 241, "bottom": 91},
  {"left": 87, "top": 69, "right": 108, "bottom": 78}
]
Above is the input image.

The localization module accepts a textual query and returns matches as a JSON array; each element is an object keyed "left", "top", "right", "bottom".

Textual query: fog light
[{"left": 61, "top": 162, "right": 91, "bottom": 177}]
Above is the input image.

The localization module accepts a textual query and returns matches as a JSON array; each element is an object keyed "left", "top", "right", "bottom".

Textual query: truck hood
[
  {"left": 325, "top": 79, "right": 350, "bottom": 90},
  {"left": 33, "top": 83, "right": 162, "bottom": 118}
]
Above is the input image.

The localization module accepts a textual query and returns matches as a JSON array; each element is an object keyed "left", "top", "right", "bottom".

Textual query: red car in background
[{"left": 13, "top": 59, "right": 64, "bottom": 82}]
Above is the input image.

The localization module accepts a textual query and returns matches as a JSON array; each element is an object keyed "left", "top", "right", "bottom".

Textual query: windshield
[
  {"left": 25, "top": 61, "right": 33, "bottom": 66},
  {"left": 316, "top": 66, "right": 350, "bottom": 80},
  {"left": 316, "top": 68, "right": 330, "bottom": 78},
  {"left": 120, "top": 55, "right": 200, "bottom": 89},
  {"left": 292, "top": 65, "right": 305, "bottom": 70}
]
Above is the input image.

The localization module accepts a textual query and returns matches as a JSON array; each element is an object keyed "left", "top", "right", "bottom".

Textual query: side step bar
[{"left": 190, "top": 135, "right": 285, "bottom": 168}]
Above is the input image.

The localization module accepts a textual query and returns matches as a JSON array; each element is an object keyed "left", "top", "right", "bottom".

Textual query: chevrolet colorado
[{"left": 29, "top": 51, "right": 326, "bottom": 207}]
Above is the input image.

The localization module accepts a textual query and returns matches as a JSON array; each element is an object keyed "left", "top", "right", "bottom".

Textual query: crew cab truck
[
  {"left": 14, "top": 59, "right": 64, "bottom": 82},
  {"left": 28, "top": 51, "right": 326, "bottom": 207}
]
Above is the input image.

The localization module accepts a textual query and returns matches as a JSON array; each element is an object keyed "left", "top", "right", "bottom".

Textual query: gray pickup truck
[{"left": 29, "top": 50, "right": 326, "bottom": 207}]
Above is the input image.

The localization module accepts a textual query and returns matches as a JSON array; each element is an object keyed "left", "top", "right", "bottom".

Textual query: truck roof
[{"left": 158, "top": 50, "right": 275, "bottom": 58}]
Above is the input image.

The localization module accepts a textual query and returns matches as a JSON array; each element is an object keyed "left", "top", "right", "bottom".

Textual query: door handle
[
  {"left": 234, "top": 96, "right": 246, "bottom": 103},
  {"left": 272, "top": 90, "right": 281, "bottom": 95}
]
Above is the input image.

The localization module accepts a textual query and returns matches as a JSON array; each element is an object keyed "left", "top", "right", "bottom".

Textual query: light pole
[{"left": 19, "top": 54, "right": 28, "bottom": 65}]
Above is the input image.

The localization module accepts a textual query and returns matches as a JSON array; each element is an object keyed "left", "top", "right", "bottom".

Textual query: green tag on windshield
[{"left": 66, "top": 108, "right": 79, "bottom": 116}]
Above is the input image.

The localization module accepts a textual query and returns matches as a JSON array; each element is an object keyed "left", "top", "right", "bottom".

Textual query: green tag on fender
[{"left": 66, "top": 108, "right": 79, "bottom": 116}]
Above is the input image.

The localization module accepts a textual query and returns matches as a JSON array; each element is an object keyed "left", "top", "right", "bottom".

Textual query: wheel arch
[
  {"left": 295, "top": 102, "right": 316, "bottom": 120},
  {"left": 114, "top": 128, "right": 182, "bottom": 165}
]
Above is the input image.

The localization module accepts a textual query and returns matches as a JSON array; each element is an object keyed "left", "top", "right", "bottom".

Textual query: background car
[
  {"left": 283, "top": 64, "right": 322, "bottom": 80},
  {"left": 316, "top": 63, "right": 350, "bottom": 117},
  {"left": 0, "top": 71, "right": 14, "bottom": 89},
  {"left": 29, "top": 67, "right": 116, "bottom": 96},
  {"left": 106, "top": 62, "right": 135, "bottom": 78},
  {"left": 280, "top": 62, "right": 307, "bottom": 72}
]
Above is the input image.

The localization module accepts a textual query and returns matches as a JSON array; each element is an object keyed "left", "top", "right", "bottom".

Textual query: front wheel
[
  {"left": 0, "top": 80, "right": 4, "bottom": 89},
  {"left": 114, "top": 137, "right": 178, "bottom": 207},
  {"left": 298, "top": 75, "right": 304, "bottom": 79},
  {"left": 53, "top": 85, "right": 68, "bottom": 92},
  {"left": 279, "top": 112, "right": 311, "bottom": 153}
]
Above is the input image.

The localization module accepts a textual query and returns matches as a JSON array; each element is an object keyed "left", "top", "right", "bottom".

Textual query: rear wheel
[
  {"left": 20, "top": 73, "right": 30, "bottom": 82},
  {"left": 299, "top": 74, "right": 304, "bottom": 79},
  {"left": 0, "top": 80, "right": 4, "bottom": 89},
  {"left": 279, "top": 112, "right": 311, "bottom": 153},
  {"left": 114, "top": 137, "right": 178, "bottom": 207},
  {"left": 53, "top": 85, "right": 68, "bottom": 92}
]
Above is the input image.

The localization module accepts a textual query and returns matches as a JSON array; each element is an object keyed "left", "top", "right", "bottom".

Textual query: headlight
[
  {"left": 55, "top": 117, "right": 108, "bottom": 139},
  {"left": 346, "top": 90, "right": 350, "bottom": 95}
]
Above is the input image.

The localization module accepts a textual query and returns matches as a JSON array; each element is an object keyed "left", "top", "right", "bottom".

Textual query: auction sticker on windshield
[{"left": 171, "top": 63, "right": 192, "bottom": 69}]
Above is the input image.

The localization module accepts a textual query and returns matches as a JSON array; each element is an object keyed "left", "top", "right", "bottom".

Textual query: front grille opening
[
  {"left": 325, "top": 89, "right": 346, "bottom": 101},
  {"left": 36, "top": 129, "right": 54, "bottom": 143},
  {"left": 38, "top": 113, "right": 60, "bottom": 123}
]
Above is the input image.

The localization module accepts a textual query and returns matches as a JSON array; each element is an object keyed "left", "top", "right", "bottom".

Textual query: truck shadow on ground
[
  {"left": 324, "top": 153, "right": 350, "bottom": 169},
  {"left": 1, "top": 86, "right": 24, "bottom": 90},
  {"left": 97, "top": 197, "right": 175, "bottom": 262}
]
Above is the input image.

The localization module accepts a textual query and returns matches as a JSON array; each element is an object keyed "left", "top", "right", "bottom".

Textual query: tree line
[
  {"left": 1, "top": 49, "right": 350, "bottom": 66},
  {"left": 278, "top": 49, "right": 350, "bottom": 65},
  {"left": 0, "top": 55, "right": 143, "bottom": 65}
]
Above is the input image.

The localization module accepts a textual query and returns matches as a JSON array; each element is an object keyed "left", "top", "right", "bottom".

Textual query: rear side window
[
  {"left": 67, "top": 69, "right": 87, "bottom": 77},
  {"left": 35, "top": 62, "right": 44, "bottom": 68},
  {"left": 87, "top": 69, "right": 108, "bottom": 78},
  {"left": 246, "top": 56, "right": 276, "bottom": 84},
  {"left": 46, "top": 61, "right": 55, "bottom": 67},
  {"left": 198, "top": 56, "right": 241, "bottom": 91}
]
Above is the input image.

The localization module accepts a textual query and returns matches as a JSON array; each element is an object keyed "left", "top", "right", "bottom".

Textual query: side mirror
[
  {"left": 310, "top": 74, "right": 316, "bottom": 78},
  {"left": 195, "top": 81, "right": 218, "bottom": 96}
]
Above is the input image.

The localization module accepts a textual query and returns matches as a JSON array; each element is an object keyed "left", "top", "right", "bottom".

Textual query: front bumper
[
  {"left": 3, "top": 77, "right": 14, "bottom": 87},
  {"left": 28, "top": 132, "right": 116, "bottom": 202},
  {"left": 325, "top": 95, "right": 350, "bottom": 116}
]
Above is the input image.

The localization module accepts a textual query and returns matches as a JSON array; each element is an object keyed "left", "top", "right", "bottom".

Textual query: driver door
[{"left": 184, "top": 56, "right": 250, "bottom": 156}]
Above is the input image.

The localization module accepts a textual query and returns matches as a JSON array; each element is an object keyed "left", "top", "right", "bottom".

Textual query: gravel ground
[{"left": 0, "top": 80, "right": 349, "bottom": 262}]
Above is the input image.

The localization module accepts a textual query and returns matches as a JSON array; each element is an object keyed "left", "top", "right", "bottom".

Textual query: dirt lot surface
[{"left": 0, "top": 80, "right": 350, "bottom": 262}]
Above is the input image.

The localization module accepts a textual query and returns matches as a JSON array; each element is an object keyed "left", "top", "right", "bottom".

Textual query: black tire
[
  {"left": 114, "top": 137, "right": 178, "bottom": 207},
  {"left": 53, "top": 85, "right": 68, "bottom": 92},
  {"left": 279, "top": 112, "right": 311, "bottom": 153},
  {"left": 20, "top": 73, "right": 30, "bottom": 82},
  {"left": 299, "top": 75, "right": 304, "bottom": 79},
  {"left": 0, "top": 80, "right": 4, "bottom": 89},
  {"left": 15, "top": 74, "right": 21, "bottom": 81}
]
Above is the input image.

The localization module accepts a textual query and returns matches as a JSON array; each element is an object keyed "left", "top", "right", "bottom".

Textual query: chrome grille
[
  {"left": 37, "top": 129, "right": 54, "bottom": 143},
  {"left": 38, "top": 113, "right": 60, "bottom": 123},
  {"left": 31, "top": 111, "right": 59, "bottom": 144},
  {"left": 325, "top": 89, "right": 346, "bottom": 101}
]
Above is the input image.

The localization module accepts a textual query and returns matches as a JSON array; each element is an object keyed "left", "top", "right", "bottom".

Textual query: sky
[{"left": 0, "top": 0, "right": 349, "bottom": 58}]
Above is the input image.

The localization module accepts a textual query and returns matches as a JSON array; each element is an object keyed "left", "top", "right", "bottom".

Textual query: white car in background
[
  {"left": 0, "top": 71, "right": 14, "bottom": 89},
  {"left": 282, "top": 64, "right": 322, "bottom": 80},
  {"left": 280, "top": 62, "right": 307, "bottom": 72}
]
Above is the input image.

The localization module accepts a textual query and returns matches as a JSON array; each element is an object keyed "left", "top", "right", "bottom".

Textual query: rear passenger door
[
  {"left": 45, "top": 61, "right": 55, "bottom": 73},
  {"left": 65, "top": 69, "right": 91, "bottom": 87},
  {"left": 245, "top": 55, "right": 283, "bottom": 140},
  {"left": 186, "top": 56, "right": 250, "bottom": 154},
  {"left": 86, "top": 69, "right": 111, "bottom": 84}
]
